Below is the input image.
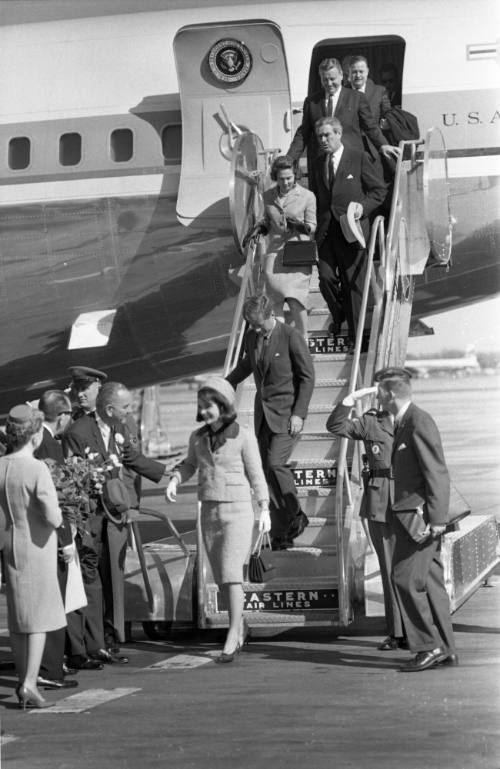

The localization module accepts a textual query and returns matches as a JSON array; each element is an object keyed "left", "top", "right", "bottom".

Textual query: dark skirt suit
[
  {"left": 0, "top": 455, "right": 66, "bottom": 633},
  {"left": 172, "top": 422, "right": 269, "bottom": 585}
]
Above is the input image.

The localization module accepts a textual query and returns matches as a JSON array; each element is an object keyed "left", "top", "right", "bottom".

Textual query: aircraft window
[
  {"left": 110, "top": 128, "right": 133, "bottom": 162},
  {"left": 8, "top": 137, "right": 30, "bottom": 170},
  {"left": 59, "top": 132, "right": 82, "bottom": 166},
  {"left": 161, "top": 124, "right": 182, "bottom": 162}
]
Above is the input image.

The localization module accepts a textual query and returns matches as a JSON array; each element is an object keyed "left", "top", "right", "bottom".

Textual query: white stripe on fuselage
[{"left": 0, "top": 155, "right": 497, "bottom": 207}]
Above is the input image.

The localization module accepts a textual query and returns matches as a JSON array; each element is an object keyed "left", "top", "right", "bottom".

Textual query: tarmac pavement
[{"left": 0, "top": 576, "right": 499, "bottom": 769}]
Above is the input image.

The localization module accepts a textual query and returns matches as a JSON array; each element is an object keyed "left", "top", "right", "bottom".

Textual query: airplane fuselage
[{"left": 0, "top": 0, "right": 498, "bottom": 412}]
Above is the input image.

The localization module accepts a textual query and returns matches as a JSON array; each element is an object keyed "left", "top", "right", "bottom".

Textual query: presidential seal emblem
[{"left": 208, "top": 39, "right": 252, "bottom": 83}]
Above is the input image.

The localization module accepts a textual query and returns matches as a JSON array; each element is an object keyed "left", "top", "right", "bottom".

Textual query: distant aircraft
[
  {"left": 0, "top": 0, "right": 498, "bottom": 412},
  {"left": 405, "top": 347, "right": 481, "bottom": 377}
]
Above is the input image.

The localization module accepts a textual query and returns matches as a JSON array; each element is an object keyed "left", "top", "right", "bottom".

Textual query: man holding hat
[
  {"left": 68, "top": 366, "right": 108, "bottom": 420},
  {"left": 312, "top": 117, "right": 386, "bottom": 343},
  {"left": 375, "top": 367, "right": 457, "bottom": 671}
]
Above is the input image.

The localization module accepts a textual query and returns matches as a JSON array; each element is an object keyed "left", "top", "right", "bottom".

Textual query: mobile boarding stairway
[{"left": 123, "top": 129, "right": 500, "bottom": 639}]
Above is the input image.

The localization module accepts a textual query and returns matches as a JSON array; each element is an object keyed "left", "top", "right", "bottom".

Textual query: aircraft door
[{"left": 174, "top": 21, "right": 291, "bottom": 227}]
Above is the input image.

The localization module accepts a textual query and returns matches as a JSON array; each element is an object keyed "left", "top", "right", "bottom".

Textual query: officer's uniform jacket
[{"left": 326, "top": 403, "right": 393, "bottom": 522}]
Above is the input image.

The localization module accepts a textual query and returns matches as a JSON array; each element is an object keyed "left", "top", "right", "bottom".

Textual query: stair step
[
  {"left": 310, "top": 356, "right": 353, "bottom": 377},
  {"left": 206, "top": 609, "right": 341, "bottom": 627},
  {"left": 290, "top": 433, "right": 338, "bottom": 461},
  {"left": 297, "top": 487, "right": 337, "bottom": 517}
]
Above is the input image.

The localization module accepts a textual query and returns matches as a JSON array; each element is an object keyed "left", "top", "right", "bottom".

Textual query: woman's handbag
[
  {"left": 282, "top": 240, "right": 318, "bottom": 266},
  {"left": 248, "top": 531, "right": 276, "bottom": 583}
]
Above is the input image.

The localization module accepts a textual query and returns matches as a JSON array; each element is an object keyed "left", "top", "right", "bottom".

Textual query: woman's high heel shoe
[
  {"left": 215, "top": 643, "right": 241, "bottom": 664},
  {"left": 17, "top": 685, "right": 52, "bottom": 710}
]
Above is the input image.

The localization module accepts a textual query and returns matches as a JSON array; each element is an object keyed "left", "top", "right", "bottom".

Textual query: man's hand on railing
[
  {"left": 242, "top": 222, "right": 268, "bottom": 249},
  {"left": 380, "top": 144, "right": 401, "bottom": 160}
]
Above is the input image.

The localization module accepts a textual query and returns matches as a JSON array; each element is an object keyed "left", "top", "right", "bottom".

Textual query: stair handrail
[
  {"left": 334, "top": 214, "right": 385, "bottom": 625},
  {"left": 223, "top": 238, "right": 260, "bottom": 379}
]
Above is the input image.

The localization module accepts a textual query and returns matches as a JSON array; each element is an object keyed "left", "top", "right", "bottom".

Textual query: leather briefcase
[{"left": 282, "top": 240, "right": 318, "bottom": 266}]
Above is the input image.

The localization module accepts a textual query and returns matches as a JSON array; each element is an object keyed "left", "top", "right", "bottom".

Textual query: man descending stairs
[{"left": 202, "top": 271, "right": 365, "bottom": 629}]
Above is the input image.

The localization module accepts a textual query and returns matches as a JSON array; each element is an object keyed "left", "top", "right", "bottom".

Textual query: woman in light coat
[
  {"left": 166, "top": 377, "right": 270, "bottom": 663},
  {"left": 0, "top": 405, "right": 66, "bottom": 708},
  {"left": 253, "top": 155, "right": 317, "bottom": 340}
]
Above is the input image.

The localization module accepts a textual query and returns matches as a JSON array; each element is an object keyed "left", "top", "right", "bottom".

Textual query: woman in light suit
[
  {"left": 0, "top": 405, "right": 66, "bottom": 708},
  {"left": 166, "top": 377, "right": 270, "bottom": 663},
  {"left": 252, "top": 155, "right": 317, "bottom": 340}
]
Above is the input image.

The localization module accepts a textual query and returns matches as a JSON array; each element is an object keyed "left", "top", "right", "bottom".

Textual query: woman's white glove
[
  {"left": 165, "top": 477, "right": 179, "bottom": 503},
  {"left": 258, "top": 506, "right": 271, "bottom": 533}
]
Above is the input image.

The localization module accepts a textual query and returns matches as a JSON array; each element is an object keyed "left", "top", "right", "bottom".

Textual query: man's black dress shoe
[
  {"left": 68, "top": 656, "right": 104, "bottom": 671},
  {"left": 399, "top": 647, "right": 448, "bottom": 672},
  {"left": 438, "top": 653, "right": 459, "bottom": 666},
  {"left": 287, "top": 511, "right": 309, "bottom": 541},
  {"left": 90, "top": 649, "right": 129, "bottom": 665},
  {"left": 378, "top": 636, "right": 408, "bottom": 651},
  {"left": 271, "top": 538, "right": 293, "bottom": 551},
  {"left": 328, "top": 322, "right": 341, "bottom": 336},
  {"left": 63, "top": 664, "right": 78, "bottom": 676},
  {"left": 37, "top": 676, "right": 79, "bottom": 690}
]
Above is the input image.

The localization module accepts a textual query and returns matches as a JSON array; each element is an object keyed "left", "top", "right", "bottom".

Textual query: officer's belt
[{"left": 369, "top": 469, "right": 392, "bottom": 478}]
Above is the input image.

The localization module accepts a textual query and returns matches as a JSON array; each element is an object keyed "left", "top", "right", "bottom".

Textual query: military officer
[{"left": 326, "top": 385, "right": 405, "bottom": 649}]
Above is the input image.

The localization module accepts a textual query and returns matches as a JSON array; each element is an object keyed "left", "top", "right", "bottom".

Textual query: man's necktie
[{"left": 327, "top": 95, "right": 333, "bottom": 117}]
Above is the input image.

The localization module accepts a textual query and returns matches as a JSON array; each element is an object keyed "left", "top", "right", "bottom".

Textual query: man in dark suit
[
  {"left": 35, "top": 390, "right": 80, "bottom": 688},
  {"left": 226, "top": 294, "right": 315, "bottom": 550},
  {"left": 348, "top": 56, "right": 391, "bottom": 124},
  {"left": 326, "top": 385, "right": 405, "bottom": 650},
  {"left": 287, "top": 57, "right": 399, "bottom": 192},
  {"left": 312, "top": 116, "right": 386, "bottom": 341},
  {"left": 63, "top": 381, "right": 167, "bottom": 661},
  {"left": 375, "top": 367, "right": 457, "bottom": 671}
]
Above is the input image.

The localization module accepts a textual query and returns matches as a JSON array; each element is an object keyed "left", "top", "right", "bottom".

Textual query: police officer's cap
[
  {"left": 373, "top": 367, "right": 412, "bottom": 383},
  {"left": 69, "top": 366, "right": 107, "bottom": 387}
]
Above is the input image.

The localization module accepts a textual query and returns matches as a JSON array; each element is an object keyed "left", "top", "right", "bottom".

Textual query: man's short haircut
[
  {"left": 38, "top": 390, "right": 71, "bottom": 421},
  {"left": 318, "top": 58, "right": 342, "bottom": 74},
  {"left": 375, "top": 367, "right": 412, "bottom": 398},
  {"left": 380, "top": 377, "right": 412, "bottom": 398},
  {"left": 243, "top": 294, "right": 273, "bottom": 323},
  {"left": 96, "top": 381, "right": 128, "bottom": 411},
  {"left": 350, "top": 55, "right": 368, "bottom": 69},
  {"left": 315, "top": 116, "right": 342, "bottom": 133}
]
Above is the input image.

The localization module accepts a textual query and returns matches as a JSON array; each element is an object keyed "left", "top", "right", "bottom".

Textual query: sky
[{"left": 407, "top": 296, "right": 500, "bottom": 356}]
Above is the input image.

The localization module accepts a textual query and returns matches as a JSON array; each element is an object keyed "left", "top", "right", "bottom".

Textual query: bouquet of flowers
[{"left": 43, "top": 450, "right": 118, "bottom": 535}]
